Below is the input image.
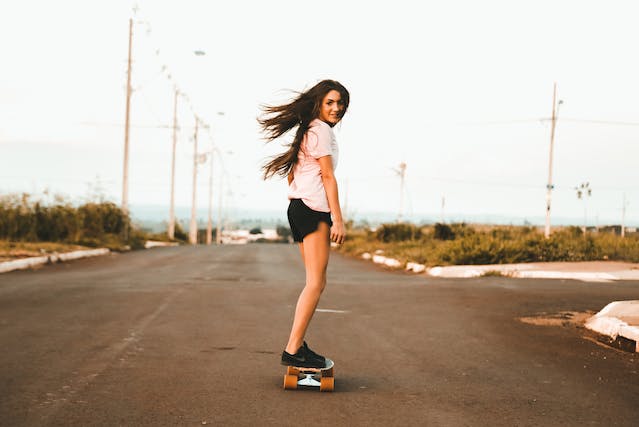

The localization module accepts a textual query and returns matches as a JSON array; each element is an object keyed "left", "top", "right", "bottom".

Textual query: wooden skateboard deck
[{"left": 283, "top": 359, "right": 334, "bottom": 392}]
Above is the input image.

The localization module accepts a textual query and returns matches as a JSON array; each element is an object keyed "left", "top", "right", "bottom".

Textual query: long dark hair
[{"left": 258, "top": 79, "right": 350, "bottom": 180}]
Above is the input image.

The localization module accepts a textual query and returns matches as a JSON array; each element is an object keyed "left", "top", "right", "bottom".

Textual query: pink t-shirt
[{"left": 287, "top": 119, "right": 338, "bottom": 213}]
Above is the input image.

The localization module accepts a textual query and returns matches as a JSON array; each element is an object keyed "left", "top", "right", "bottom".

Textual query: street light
[
  {"left": 214, "top": 148, "right": 234, "bottom": 245},
  {"left": 575, "top": 182, "right": 592, "bottom": 236},
  {"left": 392, "top": 162, "right": 407, "bottom": 223},
  {"left": 206, "top": 112, "right": 225, "bottom": 245},
  {"left": 187, "top": 50, "right": 207, "bottom": 244},
  {"left": 188, "top": 117, "right": 201, "bottom": 244}
]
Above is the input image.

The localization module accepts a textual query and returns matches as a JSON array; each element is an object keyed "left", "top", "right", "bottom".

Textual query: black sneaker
[
  {"left": 281, "top": 342, "right": 326, "bottom": 368},
  {"left": 301, "top": 341, "right": 325, "bottom": 364}
]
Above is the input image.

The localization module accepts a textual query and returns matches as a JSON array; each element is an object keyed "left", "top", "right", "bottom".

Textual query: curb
[
  {"left": 144, "top": 240, "right": 179, "bottom": 249},
  {"left": 585, "top": 301, "right": 639, "bottom": 353},
  {"left": 0, "top": 248, "right": 110, "bottom": 274},
  {"left": 425, "top": 264, "right": 639, "bottom": 282},
  {"left": 427, "top": 266, "right": 621, "bottom": 282},
  {"left": 358, "top": 252, "right": 639, "bottom": 282}
]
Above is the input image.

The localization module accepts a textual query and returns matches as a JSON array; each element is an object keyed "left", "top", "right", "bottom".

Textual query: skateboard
[{"left": 283, "top": 359, "right": 334, "bottom": 392}]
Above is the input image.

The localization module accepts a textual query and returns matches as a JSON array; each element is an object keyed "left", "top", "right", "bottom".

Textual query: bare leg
[{"left": 285, "top": 221, "right": 330, "bottom": 354}]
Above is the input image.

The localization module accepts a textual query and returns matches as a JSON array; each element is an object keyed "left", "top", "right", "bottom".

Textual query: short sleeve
[{"left": 305, "top": 123, "right": 332, "bottom": 159}]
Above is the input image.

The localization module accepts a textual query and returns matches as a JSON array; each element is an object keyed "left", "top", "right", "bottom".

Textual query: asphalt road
[{"left": 1, "top": 244, "right": 638, "bottom": 426}]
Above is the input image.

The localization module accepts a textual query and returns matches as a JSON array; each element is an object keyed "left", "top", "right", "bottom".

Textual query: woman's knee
[{"left": 305, "top": 274, "right": 327, "bottom": 293}]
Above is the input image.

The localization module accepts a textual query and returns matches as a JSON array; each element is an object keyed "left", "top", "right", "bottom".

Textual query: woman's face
[{"left": 318, "top": 90, "right": 345, "bottom": 126}]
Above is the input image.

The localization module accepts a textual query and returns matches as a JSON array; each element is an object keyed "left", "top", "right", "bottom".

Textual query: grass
[
  {"left": 0, "top": 240, "right": 92, "bottom": 262},
  {"left": 481, "top": 270, "right": 508, "bottom": 277},
  {"left": 338, "top": 223, "right": 639, "bottom": 267}
]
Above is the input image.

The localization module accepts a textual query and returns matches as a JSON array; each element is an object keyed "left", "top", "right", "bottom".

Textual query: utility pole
[
  {"left": 122, "top": 17, "right": 133, "bottom": 225},
  {"left": 545, "top": 83, "right": 562, "bottom": 239},
  {"left": 622, "top": 193, "right": 628, "bottom": 238},
  {"left": 206, "top": 149, "right": 214, "bottom": 245},
  {"left": 189, "top": 117, "right": 199, "bottom": 245},
  {"left": 168, "top": 88, "right": 179, "bottom": 240},
  {"left": 216, "top": 172, "right": 223, "bottom": 244},
  {"left": 441, "top": 195, "right": 446, "bottom": 224},
  {"left": 396, "top": 162, "right": 406, "bottom": 223}
]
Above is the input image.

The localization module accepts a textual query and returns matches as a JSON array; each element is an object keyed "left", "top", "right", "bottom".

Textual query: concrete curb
[
  {"left": 585, "top": 301, "right": 639, "bottom": 352},
  {"left": 426, "top": 263, "right": 639, "bottom": 282},
  {"left": 0, "top": 248, "right": 110, "bottom": 274},
  {"left": 358, "top": 252, "right": 639, "bottom": 282},
  {"left": 144, "top": 240, "right": 179, "bottom": 249}
]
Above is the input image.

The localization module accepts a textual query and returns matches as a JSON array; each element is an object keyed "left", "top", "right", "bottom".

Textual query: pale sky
[{"left": 1, "top": 0, "right": 639, "bottom": 226}]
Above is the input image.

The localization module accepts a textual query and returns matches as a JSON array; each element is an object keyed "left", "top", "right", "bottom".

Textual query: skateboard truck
[
  {"left": 298, "top": 373, "right": 321, "bottom": 387},
  {"left": 283, "top": 359, "right": 335, "bottom": 392}
]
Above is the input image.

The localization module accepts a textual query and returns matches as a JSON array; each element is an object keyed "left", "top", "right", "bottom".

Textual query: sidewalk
[
  {"left": 426, "top": 261, "right": 639, "bottom": 282},
  {"left": 424, "top": 261, "right": 639, "bottom": 353},
  {"left": 0, "top": 240, "right": 181, "bottom": 274},
  {"left": 0, "top": 248, "right": 110, "bottom": 274},
  {"left": 585, "top": 300, "right": 639, "bottom": 353}
]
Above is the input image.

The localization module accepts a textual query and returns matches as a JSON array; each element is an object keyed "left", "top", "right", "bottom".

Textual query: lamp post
[
  {"left": 206, "top": 147, "right": 214, "bottom": 245},
  {"left": 206, "top": 112, "right": 225, "bottom": 245},
  {"left": 168, "top": 87, "right": 179, "bottom": 240},
  {"left": 186, "top": 49, "right": 207, "bottom": 244},
  {"left": 575, "top": 182, "right": 592, "bottom": 236},
  {"left": 393, "top": 162, "right": 406, "bottom": 223},
  {"left": 188, "top": 116, "right": 200, "bottom": 244},
  {"left": 214, "top": 149, "right": 234, "bottom": 245}
]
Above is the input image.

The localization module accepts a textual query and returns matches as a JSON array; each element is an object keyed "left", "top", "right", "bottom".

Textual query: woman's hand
[{"left": 330, "top": 220, "right": 346, "bottom": 244}]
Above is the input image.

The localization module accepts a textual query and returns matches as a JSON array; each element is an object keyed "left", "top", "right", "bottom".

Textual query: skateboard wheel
[
  {"left": 324, "top": 367, "right": 334, "bottom": 377},
  {"left": 319, "top": 376, "right": 334, "bottom": 392},
  {"left": 283, "top": 374, "right": 298, "bottom": 390},
  {"left": 286, "top": 366, "right": 300, "bottom": 376}
]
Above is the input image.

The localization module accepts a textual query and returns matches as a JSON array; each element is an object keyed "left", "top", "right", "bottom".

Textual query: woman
[{"left": 259, "top": 79, "right": 350, "bottom": 368}]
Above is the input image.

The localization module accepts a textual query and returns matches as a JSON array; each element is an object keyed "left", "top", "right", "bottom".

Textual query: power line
[
  {"left": 78, "top": 121, "right": 173, "bottom": 129},
  {"left": 344, "top": 174, "right": 639, "bottom": 192},
  {"left": 549, "top": 118, "right": 639, "bottom": 127},
  {"left": 458, "top": 117, "right": 639, "bottom": 127}
]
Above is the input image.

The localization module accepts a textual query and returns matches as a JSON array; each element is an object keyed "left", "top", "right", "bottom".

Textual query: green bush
[
  {"left": 450, "top": 223, "right": 475, "bottom": 238},
  {"left": 0, "top": 192, "right": 150, "bottom": 250},
  {"left": 376, "top": 223, "right": 422, "bottom": 242},
  {"left": 174, "top": 221, "right": 188, "bottom": 241},
  {"left": 338, "top": 223, "right": 639, "bottom": 265},
  {"left": 276, "top": 225, "right": 292, "bottom": 239},
  {"left": 78, "top": 202, "right": 126, "bottom": 238},
  {"left": 433, "top": 223, "right": 455, "bottom": 240}
]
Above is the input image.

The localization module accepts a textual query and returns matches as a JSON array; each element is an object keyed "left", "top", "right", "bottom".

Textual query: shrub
[
  {"left": 174, "top": 221, "right": 188, "bottom": 241},
  {"left": 276, "top": 225, "right": 292, "bottom": 239},
  {"left": 78, "top": 202, "right": 127, "bottom": 238},
  {"left": 376, "top": 223, "right": 422, "bottom": 242},
  {"left": 0, "top": 193, "right": 149, "bottom": 250},
  {"left": 433, "top": 223, "right": 455, "bottom": 240},
  {"left": 337, "top": 223, "right": 639, "bottom": 266},
  {"left": 450, "top": 223, "right": 475, "bottom": 238}
]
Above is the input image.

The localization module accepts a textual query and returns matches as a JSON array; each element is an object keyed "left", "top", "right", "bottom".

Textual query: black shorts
[{"left": 287, "top": 199, "right": 332, "bottom": 243}]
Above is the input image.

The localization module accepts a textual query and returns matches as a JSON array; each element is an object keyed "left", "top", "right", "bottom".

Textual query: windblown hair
[{"left": 258, "top": 79, "right": 350, "bottom": 180}]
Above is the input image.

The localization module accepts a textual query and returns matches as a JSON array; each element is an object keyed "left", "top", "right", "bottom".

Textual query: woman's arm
[{"left": 318, "top": 155, "right": 345, "bottom": 244}]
